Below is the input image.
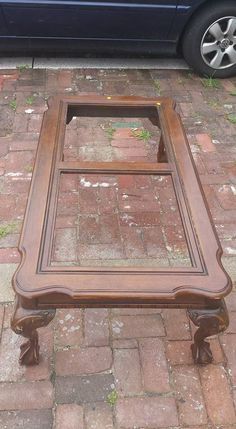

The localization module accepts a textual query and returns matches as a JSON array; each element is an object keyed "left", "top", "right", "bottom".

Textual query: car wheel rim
[{"left": 201, "top": 16, "right": 236, "bottom": 70}]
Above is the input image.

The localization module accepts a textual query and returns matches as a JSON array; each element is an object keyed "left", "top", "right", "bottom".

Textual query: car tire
[{"left": 182, "top": 1, "right": 236, "bottom": 78}]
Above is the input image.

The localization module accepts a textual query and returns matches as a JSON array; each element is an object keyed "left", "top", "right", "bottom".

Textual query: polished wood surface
[{"left": 11, "top": 95, "right": 232, "bottom": 365}]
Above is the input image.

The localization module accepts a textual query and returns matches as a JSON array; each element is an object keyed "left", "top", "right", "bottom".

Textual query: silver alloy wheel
[{"left": 201, "top": 16, "right": 236, "bottom": 70}]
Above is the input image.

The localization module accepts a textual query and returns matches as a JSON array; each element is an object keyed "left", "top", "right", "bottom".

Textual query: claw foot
[
  {"left": 19, "top": 336, "right": 40, "bottom": 365},
  {"left": 191, "top": 340, "right": 213, "bottom": 365},
  {"left": 188, "top": 300, "right": 229, "bottom": 365}
]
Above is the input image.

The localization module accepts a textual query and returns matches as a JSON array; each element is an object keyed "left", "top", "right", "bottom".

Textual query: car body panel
[
  {"left": 0, "top": 0, "right": 215, "bottom": 53},
  {"left": 0, "top": 9, "right": 7, "bottom": 35},
  {"left": 1, "top": 0, "right": 177, "bottom": 40},
  {"left": 169, "top": 0, "right": 212, "bottom": 40}
]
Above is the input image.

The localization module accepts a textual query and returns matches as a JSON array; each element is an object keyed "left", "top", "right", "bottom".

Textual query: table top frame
[{"left": 13, "top": 95, "right": 232, "bottom": 307}]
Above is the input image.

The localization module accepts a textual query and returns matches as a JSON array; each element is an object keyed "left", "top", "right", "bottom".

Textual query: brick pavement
[{"left": 0, "top": 68, "right": 236, "bottom": 428}]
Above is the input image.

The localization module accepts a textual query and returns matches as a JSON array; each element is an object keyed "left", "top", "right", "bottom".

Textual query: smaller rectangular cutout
[{"left": 64, "top": 109, "right": 162, "bottom": 163}]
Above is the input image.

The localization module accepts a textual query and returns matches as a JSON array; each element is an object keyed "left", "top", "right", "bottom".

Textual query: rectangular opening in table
[
  {"left": 63, "top": 105, "right": 162, "bottom": 163},
  {"left": 49, "top": 172, "right": 192, "bottom": 269}
]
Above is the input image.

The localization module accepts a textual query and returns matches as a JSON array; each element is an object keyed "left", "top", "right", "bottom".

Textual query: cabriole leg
[
  {"left": 187, "top": 300, "right": 229, "bottom": 365},
  {"left": 11, "top": 296, "right": 56, "bottom": 366}
]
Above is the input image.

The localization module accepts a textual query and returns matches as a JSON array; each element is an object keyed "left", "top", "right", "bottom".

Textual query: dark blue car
[{"left": 0, "top": 0, "right": 236, "bottom": 77}]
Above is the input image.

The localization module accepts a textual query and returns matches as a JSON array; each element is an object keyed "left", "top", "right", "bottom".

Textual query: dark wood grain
[{"left": 11, "top": 95, "right": 232, "bottom": 365}]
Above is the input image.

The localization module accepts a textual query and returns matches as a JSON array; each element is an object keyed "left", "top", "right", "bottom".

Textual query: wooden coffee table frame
[{"left": 11, "top": 95, "right": 232, "bottom": 366}]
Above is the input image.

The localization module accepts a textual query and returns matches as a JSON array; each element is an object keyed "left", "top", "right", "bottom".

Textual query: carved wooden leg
[
  {"left": 11, "top": 296, "right": 56, "bottom": 366},
  {"left": 187, "top": 300, "right": 229, "bottom": 365}
]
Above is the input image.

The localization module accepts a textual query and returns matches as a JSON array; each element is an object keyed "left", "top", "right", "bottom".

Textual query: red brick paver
[
  {"left": 0, "top": 68, "right": 236, "bottom": 428},
  {"left": 55, "top": 404, "right": 84, "bottom": 429},
  {"left": 200, "top": 365, "right": 236, "bottom": 425}
]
